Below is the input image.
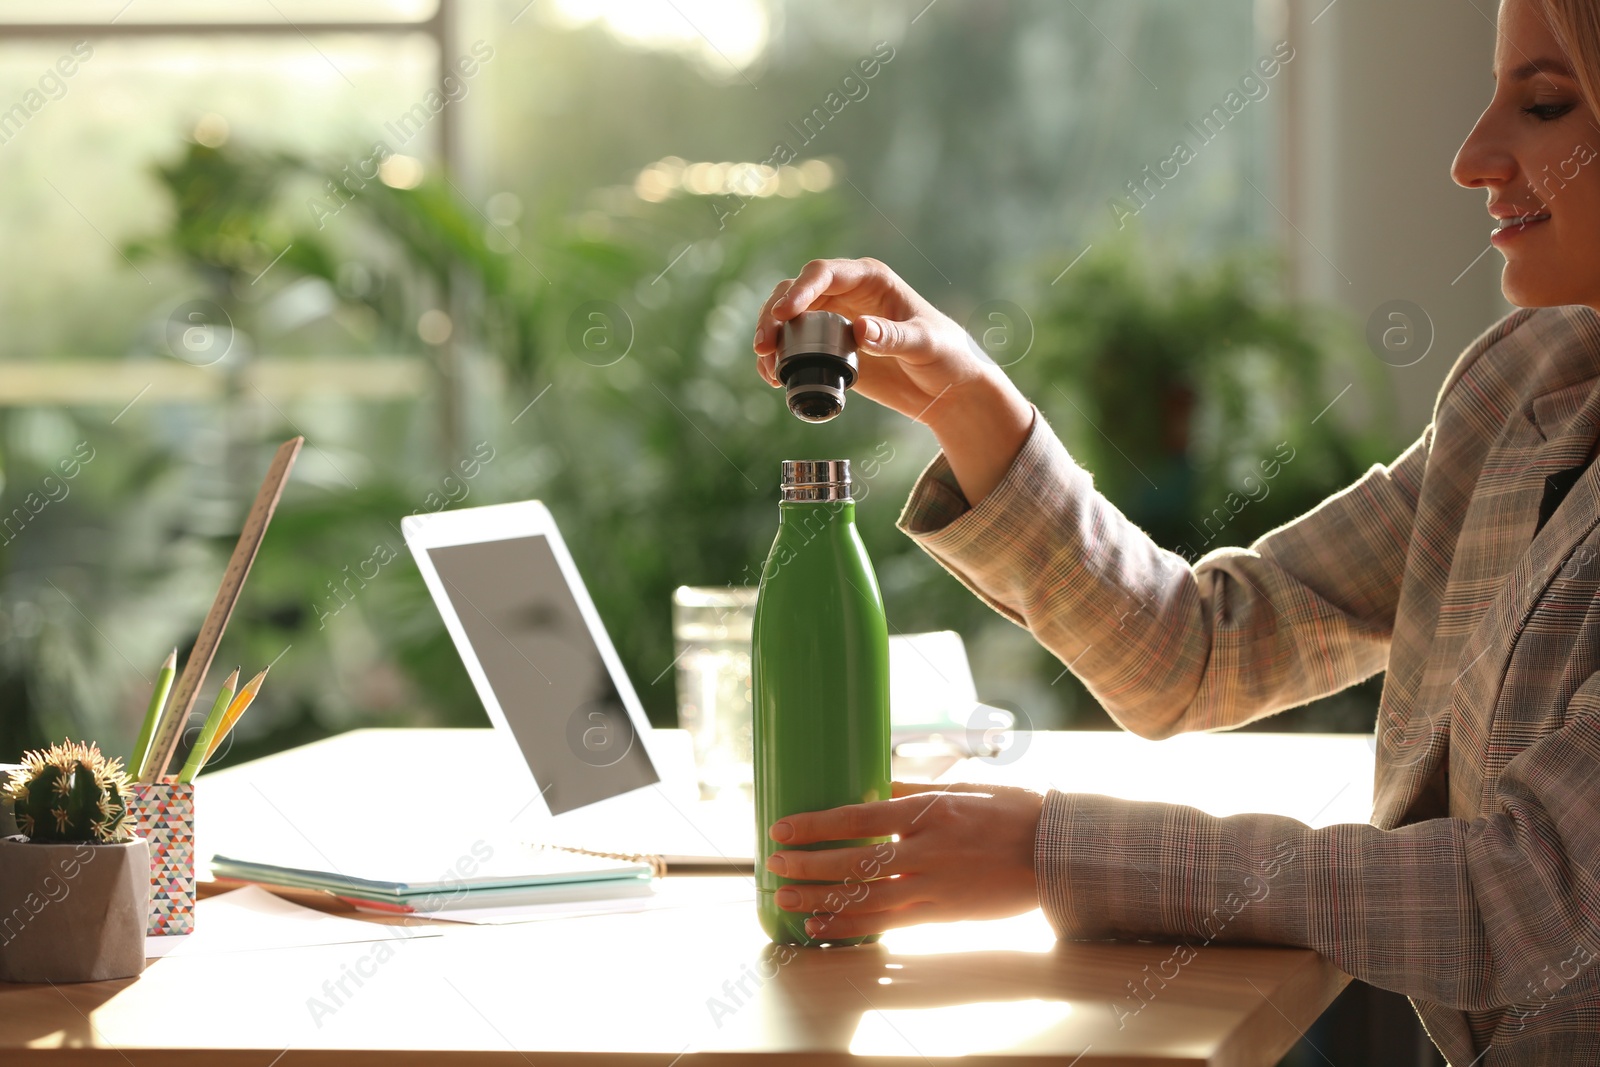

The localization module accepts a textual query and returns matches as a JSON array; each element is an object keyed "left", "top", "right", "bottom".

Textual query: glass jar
[{"left": 671, "top": 586, "right": 758, "bottom": 801}]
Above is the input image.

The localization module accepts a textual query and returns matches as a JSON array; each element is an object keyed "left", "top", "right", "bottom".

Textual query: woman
[{"left": 751, "top": 0, "right": 1600, "bottom": 1062}]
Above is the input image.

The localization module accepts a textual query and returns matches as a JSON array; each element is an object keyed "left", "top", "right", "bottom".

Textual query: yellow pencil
[
  {"left": 204, "top": 666, "right": 269, "bottom": 763},
  {"left": 178, "top": 668, "right": 238, "bottom": 783}
]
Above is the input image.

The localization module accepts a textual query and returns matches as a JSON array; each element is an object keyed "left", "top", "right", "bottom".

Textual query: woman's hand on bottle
[
  {"left": 752, "top": 257, "right": 1035, "bottom": 506},
  {"left": 764, "top": 781, "right": 1044, "bottom": 940}
]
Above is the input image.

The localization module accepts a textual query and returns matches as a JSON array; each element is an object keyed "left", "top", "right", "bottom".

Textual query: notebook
[{"left": 208, "top": 837, "right": 656, "bottom": 913}]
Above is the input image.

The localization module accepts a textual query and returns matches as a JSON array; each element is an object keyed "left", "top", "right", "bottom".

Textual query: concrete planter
[{"left": 0, "top": 836, "right": 149, "bottom": 983}]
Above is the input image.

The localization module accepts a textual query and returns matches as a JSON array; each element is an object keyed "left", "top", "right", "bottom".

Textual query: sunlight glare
[
  {"left": 848, "top": 1000, "right": 1074, "bottom": 1057},
  {"left": 549, "top": 0, "right": 769, "bottom": 73}
]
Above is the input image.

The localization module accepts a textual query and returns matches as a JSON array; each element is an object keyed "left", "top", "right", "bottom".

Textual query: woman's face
[{"left": 1452, "top": 0, "right": 1600, "bottom": 309}]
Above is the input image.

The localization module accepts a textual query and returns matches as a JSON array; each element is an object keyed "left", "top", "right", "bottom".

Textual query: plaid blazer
[{"left": 897, "top": 305, "right": 1600, "bottom": 1065}]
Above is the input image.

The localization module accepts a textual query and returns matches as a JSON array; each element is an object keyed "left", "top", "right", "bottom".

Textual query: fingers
[
  {"left": 767, "top": 840, "right": 898, "bottom": 882},
  {"left": 801, "top": 898, "right": 943, "bottom": 941},
  {"left": 762, "top": 256, "right": 905, "bottom": 332},
  {"left": 752, "top": 278, "right": 795, "bottom": 359},
  {"left": 890, "top": 780, "right": 948, "bottom": 798},
  {"left": 770, "top": 797, "right": 902, "bottom": 845},
  {"left": 752, "top": 256, "right": 921, "bottom": 390},
  {"left": 891, "top": 780, "right": 1006, "bottom": 798},
  {"left": 774, "top": 258, "right": 885, "bottom": 320},
  {"left": 775, "top": 873, "right": 924, "bottom": 918},
  {"left": 854, "top": 314, "right": 932, "bottom": 359},
  {"left": 769, "top": 790, "right": 984, "bottom": 845}
]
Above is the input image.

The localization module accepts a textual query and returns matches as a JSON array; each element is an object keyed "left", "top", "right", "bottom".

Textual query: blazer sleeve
[
  {"left": 896, "top": 408, "right": 1431, "bottom": 737},
  {"left": 1036, "top": 672, "right": 1600, "bottom": 1011}
]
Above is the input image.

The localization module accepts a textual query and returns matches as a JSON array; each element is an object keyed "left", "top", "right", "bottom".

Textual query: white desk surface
[{"left": 937, "top": 729, "right": 1375, "bottom": 828}]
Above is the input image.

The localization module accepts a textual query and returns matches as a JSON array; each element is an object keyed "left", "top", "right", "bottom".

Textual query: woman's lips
[{"left": 1491, "top": 212, "right": 1552, "bottom": 246}]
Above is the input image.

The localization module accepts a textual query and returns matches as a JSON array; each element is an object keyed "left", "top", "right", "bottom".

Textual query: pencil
[
  {"left": 203, "top": 666, "right": 268, "bottom": 763},
  {"left": 132, "top": 649, "right": 177, "bottom": 780},
  {"left": 178, "top": 668, "right": 238, "bottom": 783}
]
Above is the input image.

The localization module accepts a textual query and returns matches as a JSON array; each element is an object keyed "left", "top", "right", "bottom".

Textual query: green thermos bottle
[{"left": 752, "top": 459, "right": 892, "bottom": 946}]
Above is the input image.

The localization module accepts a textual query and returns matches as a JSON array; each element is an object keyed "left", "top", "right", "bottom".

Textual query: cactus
[{"left": 3, "top": 740, "right": 134, "bottom": 844}]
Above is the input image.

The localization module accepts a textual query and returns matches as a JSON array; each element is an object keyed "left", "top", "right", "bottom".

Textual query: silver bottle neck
[{"left": 781, "top": 459, "right": 853, "bottom": 502}]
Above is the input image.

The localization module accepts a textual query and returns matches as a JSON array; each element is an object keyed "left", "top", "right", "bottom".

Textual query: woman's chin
[{"left": 1499, "top": 264, "right": 1590, "bottom": 310}]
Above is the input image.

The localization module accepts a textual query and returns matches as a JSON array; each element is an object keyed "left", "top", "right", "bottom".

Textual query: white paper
[
  {"left": 413, "top": 873, "right": 755, "bottom": 925},
  {"left": 889, "top": 631, "right": 978, "bottom": 728},
  {"left": 144, "top": 885, "right": 442, "bottom": 959}
]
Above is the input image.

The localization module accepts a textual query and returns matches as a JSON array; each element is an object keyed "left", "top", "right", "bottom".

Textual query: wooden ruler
[{"left": 140, "top": 436, "right": 303, "bottom": 782}]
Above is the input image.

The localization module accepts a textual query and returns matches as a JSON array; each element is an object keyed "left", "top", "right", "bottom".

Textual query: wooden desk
[
  {"left": 2, "top": 874, "right": 1346, "bottom": 1066},
  {"left": 5, "top": 730, "right": 1372, "bottom": 1064}
]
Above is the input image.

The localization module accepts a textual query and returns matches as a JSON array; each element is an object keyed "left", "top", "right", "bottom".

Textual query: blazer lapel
[
  {"left": 1446, "top": 377, "right": 1600, "bottom": 817},
  {"left": 1372, "top": 306, "right": 1600, "bottom": 830}
]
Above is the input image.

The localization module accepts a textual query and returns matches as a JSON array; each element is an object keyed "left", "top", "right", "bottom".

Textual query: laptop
[{"left": 401, "top": 500, "right": 755, "bottom": 869}]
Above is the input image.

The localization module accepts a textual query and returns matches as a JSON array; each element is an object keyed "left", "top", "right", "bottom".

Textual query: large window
[{"left": 0, "top": 0, "right": 1311, "bottom": 763}]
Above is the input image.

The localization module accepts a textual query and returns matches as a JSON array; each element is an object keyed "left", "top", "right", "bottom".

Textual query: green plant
[
  {"left": 1025, "top": 241, "right": 1394, "bottom": 557},
  {"left": 1009, "top": 240, "right": 1395, "bottom": 731},
  {"left": 4, "top": 739, "right": 133, "bottom": 843},
  {"left": 98, "top": 130, "right": 896, "bottom": 753}
]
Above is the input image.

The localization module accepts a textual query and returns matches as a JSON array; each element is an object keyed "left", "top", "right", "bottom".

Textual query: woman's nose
[{"left": 1452, "top": 105, "right": 1518, "bottom": 191}]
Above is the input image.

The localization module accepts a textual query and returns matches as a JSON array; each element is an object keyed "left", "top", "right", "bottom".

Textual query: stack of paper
[{"left": 211, "top": 836, "right": 653, "bottom": 913}]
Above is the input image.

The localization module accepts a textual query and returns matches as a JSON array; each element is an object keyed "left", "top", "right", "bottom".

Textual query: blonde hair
[{"left": 1542, "top": 0, "right": 1600, "bottom": 120}]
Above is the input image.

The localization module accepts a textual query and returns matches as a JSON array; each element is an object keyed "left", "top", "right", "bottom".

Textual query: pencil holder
[{"left": 131, "top": 779, "right": 195, "bottom": 936}]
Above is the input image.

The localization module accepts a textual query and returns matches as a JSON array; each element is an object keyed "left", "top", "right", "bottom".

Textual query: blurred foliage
[
  {"left": 3, "top": 132, "right": 976, "bottom": 767},
  {"left": 0, "top": 2, "right": 1402, "bottom": 761},
  {"left": 1016, "top": 241, "right": 1397, "bottom": 731},
  {"left": 0, "top": 411, "right": 221, "bottom": 763},
  {"left": 0, "top": 131, "right": 1396, "bottom": 763},
  {"left": 1025, "top": 242, "right": 1395, "bottom": 558}
]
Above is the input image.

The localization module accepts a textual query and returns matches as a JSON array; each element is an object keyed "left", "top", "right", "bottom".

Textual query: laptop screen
[{"left": 425, "top": 534, "right": 660, "bottom": 815}]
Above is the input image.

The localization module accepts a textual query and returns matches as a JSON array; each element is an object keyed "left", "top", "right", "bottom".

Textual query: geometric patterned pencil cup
[{"left": 131, "top": 779, "right": 195, "bottom": 936}]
